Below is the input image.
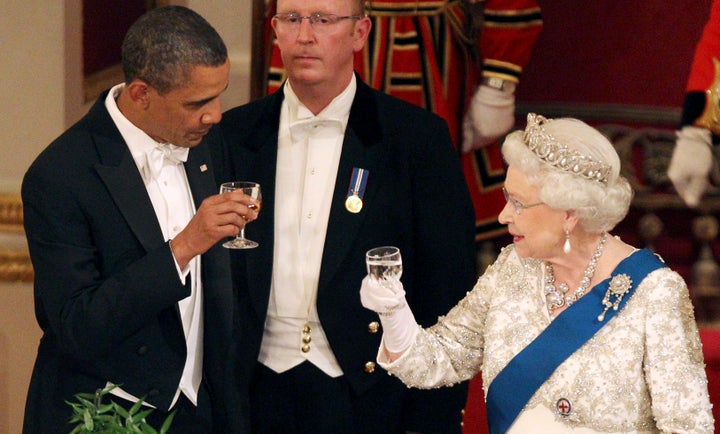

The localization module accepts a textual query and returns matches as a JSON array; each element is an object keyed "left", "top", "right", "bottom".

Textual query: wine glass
[
  {"left": 365, "top": 246, "right": 403, "bottom": 286},
  {"left": 220, "top": 181, "right": 262, "bottom": 249}
]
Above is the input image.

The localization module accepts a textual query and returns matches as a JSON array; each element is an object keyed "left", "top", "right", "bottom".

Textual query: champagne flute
[
  {"left": 365, "top": 246, "right": 403, "bottom": 286},
  {"left": 220, "top": 181, "right": 262, "bottom": 249}
]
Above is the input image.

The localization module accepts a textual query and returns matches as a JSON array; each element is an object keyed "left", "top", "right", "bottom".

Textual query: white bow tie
[
  {"left": 289, "top": 118, "right": 343, "bottom": 142},
  {"left": 144, "top": 144, "right": 189, "bottom": 180}
]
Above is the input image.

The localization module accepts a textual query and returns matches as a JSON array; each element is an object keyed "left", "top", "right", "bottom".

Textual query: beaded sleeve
[{"left": 378, "top": 245, "right": 715, "bottom": 432}]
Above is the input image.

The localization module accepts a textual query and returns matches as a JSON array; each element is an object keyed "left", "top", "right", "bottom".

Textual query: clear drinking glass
[
  {"left": 365, "top": 246, "right": 403, "bottom": 284},
  {"left": 220, "top": 181, "right": 262, "bottom": 249}
]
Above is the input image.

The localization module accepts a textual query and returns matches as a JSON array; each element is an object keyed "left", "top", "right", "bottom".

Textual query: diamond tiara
[{"left": 523, "top": 113, "right": 611, "bottom": 184}]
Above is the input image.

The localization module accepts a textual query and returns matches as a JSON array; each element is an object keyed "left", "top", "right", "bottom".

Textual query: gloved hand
[
  {"left": 360, "top": 276, "right": 418, "bottom": 353},
  {"left": 462, "top": 84, "right": 516, "bottom": 153},
  {"left": 668, "top": 126, "right": 714, "bottom": 207}
]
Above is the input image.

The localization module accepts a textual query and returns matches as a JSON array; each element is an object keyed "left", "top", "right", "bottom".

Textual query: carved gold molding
[
  {"left": 0, "top": 193, "right": 23, "bottom": 232},
  {"left": 0, "top": 250, "right": 33, "bottom": 283},
  {"left": 0, "top": 193, "right": 32, "bottom": 282}
]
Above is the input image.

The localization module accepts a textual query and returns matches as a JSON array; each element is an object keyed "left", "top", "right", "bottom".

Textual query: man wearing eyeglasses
[
  {"left": 211, "top": 0, "right": 476, "bottom": 432},
  {"left": 263, "top": 0, "right": 543, "bottom": 246}
]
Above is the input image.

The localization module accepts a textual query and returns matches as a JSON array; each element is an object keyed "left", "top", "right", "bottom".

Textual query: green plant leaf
[
  {"left": 66, "top": 385, "right": 174, "bottom": 433},
  {"left": 133, "top": 408, "right": 154, "bottom": 421},
  {"left": 97, "top": 403, "right": 114, "bottom": 414},
  {"left": 127, "top": 398, "right": 146, "bottom": 416},
  {"left": 114, "top": 403, "right": 130, "bottom": 419},
  {"left": 75, "top": 396, "right": 96, "bottom": 408},
  {"left": 83, "top": 409, "right": 93, "bottom": 429},
  {"left": 159, "top": 410, "right": 176, "bottom": 434}
]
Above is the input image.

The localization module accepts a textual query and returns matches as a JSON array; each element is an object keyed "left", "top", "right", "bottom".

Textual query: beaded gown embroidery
[{"left": 378, "top": 245, "right": 714, "bottom": 433}]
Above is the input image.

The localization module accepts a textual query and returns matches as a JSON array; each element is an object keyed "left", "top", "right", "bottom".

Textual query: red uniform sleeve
[
  {"left": 687, "top": 0, "right": 720, "bottom": 92},
  {"left": 480, "top": 0, "right": 543, "bottom": 83}
]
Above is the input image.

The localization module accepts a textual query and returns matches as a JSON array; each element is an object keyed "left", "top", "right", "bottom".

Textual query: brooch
[
  {"left": 556, "top": 398, "right": 572, "bottom": 417},
  {"left": 597, "top": 274, "right": 632, "bottom": 322}
]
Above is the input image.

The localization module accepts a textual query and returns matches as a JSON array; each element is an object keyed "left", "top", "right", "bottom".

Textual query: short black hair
[{"left": 121, "top": 6, "right": 228, "bottom": 94}]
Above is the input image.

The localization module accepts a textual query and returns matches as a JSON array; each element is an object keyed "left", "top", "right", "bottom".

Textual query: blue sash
[{"left": 485, "top": 248, "right": 665, "bottom": 434}]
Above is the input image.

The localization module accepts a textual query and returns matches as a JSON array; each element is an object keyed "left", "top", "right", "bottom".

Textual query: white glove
[
  {"left": 360, "top": 276, "right": 418, "bottom": 353},
  {"left": 462, "top": 84, "right": 516, "bottom": 153},
  {"left": 668, "top": 126, "right": 714, "bottom": 207}
]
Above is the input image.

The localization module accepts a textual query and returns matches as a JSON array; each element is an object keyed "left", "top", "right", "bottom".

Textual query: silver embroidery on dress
[{"left": 378, "top": 245, "right": 714, "bottom": 433}]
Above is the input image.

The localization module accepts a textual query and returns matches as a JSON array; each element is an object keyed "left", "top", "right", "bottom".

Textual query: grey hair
[
  {"left": 121, "top": 6, "right": 228, "bottom": 94},
  {"left": 501, "top": 116, "right": 633, "bottom": 233}
]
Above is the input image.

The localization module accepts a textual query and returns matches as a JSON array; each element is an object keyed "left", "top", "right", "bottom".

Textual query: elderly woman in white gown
[{"left": 360, "top": 113, "right": 715, "bottom": 434}]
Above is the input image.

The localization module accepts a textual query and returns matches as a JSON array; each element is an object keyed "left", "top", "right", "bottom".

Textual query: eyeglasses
[
  {"left": 273, "top": 13, "right": 362, "bottom": 33},
  {"left": 502, "top": 188, "right": 544, "bottom": 215}
]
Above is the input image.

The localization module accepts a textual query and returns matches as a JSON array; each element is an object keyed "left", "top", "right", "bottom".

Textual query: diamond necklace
[{"left": 544, "top": 232, "right": 608, "bottom": 316}]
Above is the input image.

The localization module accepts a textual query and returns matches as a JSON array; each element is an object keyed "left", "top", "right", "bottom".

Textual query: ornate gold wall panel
[{"left": 0, "top": 193, "right": 32, "bottom": 282}]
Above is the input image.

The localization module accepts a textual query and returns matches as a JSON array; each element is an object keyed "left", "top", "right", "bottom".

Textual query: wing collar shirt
[
  {"left": 104, "top": 83, "right": 204, "bottom": 408},
  {"left": 259, "top": 76, "right": 356, "bottom": 377}
]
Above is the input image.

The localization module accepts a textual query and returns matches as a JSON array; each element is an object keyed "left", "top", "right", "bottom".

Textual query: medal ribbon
[{"left": 346, "top": 167, "right": 368, "bottom": 211}]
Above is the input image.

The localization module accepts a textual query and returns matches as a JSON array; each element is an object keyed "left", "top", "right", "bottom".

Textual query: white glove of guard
[
  {"left": 462, "top": 84, "right": 516, "bottom": 153},
  {"left": 359, "top": 276, "right": 418, "bottom": 353},
  {"left": 668, "top": 126, "right": 714, "bottom": 208}
]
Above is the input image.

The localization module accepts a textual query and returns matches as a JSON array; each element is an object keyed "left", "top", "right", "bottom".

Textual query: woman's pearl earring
[{"left": 563, "top": 229, "right": 572, "bottom": 254}]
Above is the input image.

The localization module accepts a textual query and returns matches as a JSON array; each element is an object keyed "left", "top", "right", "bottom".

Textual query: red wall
[
  {"left": 517, "top": 0, "right": 713, "bottom": 108},
  {"left": 82, "top": 0, "right": 148, "bottom": 76}
]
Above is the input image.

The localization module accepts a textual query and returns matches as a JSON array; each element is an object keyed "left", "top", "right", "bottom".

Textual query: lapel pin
[{"left": 200, "top": 164, "right": 208, "bottom": 172}]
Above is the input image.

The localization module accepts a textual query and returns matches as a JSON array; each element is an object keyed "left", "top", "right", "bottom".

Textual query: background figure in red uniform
[
  {"left": 264, "top": 0, "right": 542, "bottom": 241},
  {"left": 668, "top": 0, "right": 720, "bottom": 207}
]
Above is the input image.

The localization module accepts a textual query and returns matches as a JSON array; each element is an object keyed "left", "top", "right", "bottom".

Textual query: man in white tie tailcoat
[{"left": 21, "top": 6, "right": 256, "bottom": 433}]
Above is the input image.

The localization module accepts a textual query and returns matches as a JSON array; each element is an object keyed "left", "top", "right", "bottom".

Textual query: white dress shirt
[
  {"left": 258, "top": 76, "right": 356, "bottom": 376},
  {"left": 104, "top": 83, "right": 204, "bottom": 407}
]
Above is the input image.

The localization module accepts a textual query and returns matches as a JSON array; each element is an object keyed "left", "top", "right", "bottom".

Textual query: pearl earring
[{"left": 563, "top": 229, "right": 572, "bottom": 254}]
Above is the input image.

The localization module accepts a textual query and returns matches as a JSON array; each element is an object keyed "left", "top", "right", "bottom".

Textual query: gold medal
[
  {"left": 345, "top": 195, "right": 363, "bottom": 213},
  {"left": 346, "top": 167, "right": 368, "bottom": 213}
]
